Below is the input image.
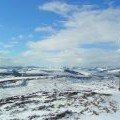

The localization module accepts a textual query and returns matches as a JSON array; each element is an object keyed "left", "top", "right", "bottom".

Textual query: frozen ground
[{"left": 0, "top": 67, "right": 120, "bottom": 120}]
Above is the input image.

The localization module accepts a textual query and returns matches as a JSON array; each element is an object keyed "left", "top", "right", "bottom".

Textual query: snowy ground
[{"left": 0, "top": 67, "right": 120, "bottom": 120}]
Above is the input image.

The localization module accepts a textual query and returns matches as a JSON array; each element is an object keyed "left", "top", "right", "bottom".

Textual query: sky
[{"left": 0, "top": 0, "right": 120, "bottom": 67}]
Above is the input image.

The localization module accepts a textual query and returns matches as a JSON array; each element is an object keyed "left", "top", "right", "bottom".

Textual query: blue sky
[{"left": 0, "top": 0, "right": 120, "bottom": 67}]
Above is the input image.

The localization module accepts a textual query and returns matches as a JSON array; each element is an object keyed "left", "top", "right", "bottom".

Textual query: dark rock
[
  {"left": 45, "top": 110, "right": 72, "bottom": 120},
  {"left": 28, "top": 115, "right": 40, "bottom": 120}
]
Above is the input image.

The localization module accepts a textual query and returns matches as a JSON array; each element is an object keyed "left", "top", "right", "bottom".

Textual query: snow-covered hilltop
[{"left": 0, "top": 67, "right": 120, "bottom": 120}]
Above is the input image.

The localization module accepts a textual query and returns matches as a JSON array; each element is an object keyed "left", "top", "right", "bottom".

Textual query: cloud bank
[
  {"left": 2, "top": 1, "right": 120, "bottom": 67},
  {"left": 18, "top": 1, "right": 120, "bottom": 67}
]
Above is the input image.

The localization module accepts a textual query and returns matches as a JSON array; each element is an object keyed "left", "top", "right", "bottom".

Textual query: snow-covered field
[{"left": 0, "top": 67, "right": 120, "bottom": 120}]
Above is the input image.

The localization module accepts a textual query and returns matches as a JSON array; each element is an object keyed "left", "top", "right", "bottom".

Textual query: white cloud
[
  {"left": 12, "top": 1, "right": 120, "bottom": 67},
  {"left": 35, "top": 25, "right": 56, "bottom": 33},
  {"left": 38, "top": 1, "right": 79, "bottom": 17},
  {"left": 0, "top": 41, "right": 19, "bottom": 49},
  {"left": 19, "top": 48, "right": 120, "bottom": 67},
  {"left": 29, "top": 7, "right": 120, "bottom": 51}
]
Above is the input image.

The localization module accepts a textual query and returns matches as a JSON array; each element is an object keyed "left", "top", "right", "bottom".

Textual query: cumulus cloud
[{"left": 18, "top": 1, "right": 120, "bottom": 67}]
